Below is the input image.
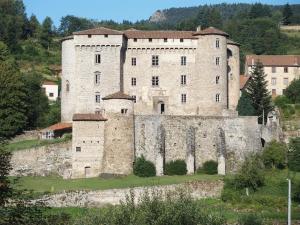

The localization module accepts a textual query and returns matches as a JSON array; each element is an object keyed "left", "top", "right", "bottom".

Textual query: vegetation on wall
[
  {"left": 133, "top": 155, "right": 156, "bottom": 177},
  {"left": 197, "top": 160, "right": 218, "bottom": 175},
  {"left": 164, "top": 160, "right": 187, "bottom": 176}
]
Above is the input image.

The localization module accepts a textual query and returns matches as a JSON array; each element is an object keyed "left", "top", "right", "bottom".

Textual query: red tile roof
[
  {"left": 41, "top": 123, "right": 72, "bottom": 132},
  {"left": 240, "top": 75, "right": 251, "bottom": 90},
  {"left": 124, "top": 30, "right": 197, "bottom": 39},
  {"left": 73, "top": 27, "right": 123, "bottom": 35},
  {"left": 246, "top": 55, "right": 300, "bottom": 67},
  {"left": 102, "top": 91, "right": 135, "bottom": 100},
  {"left": 73, "top": 114, "right": 107, "bottom": 121},
  {"left": 193, "top": 27, "right": 229, "bottom": 37}
]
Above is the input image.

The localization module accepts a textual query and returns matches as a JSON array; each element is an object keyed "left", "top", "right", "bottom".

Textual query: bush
[
  {"left": 164, "top": 160, "right": 187, "bottom": 175},
  {"left": 293, "top": 181, "right": 300, "bottom": 203},
  {"left": 274, "top": 95, "right": 291, "bottom": 108},
  {"left": 238, "top": 213, "right": 263, "bottom": 225},
  {"left": 262, "top": 140, "right": 287, "bottom": 169},
  {"left": 283, "top": 105, "right": 295, "bottom": 118},
  {"left": 133, "top": 156, "right": 156, "bottom": 177},
  {"left": 197, "top": 160, "right": 218, "bottom": 174},
  {"left": 288, "top": 137, "right": 300, "bottom": 172}
]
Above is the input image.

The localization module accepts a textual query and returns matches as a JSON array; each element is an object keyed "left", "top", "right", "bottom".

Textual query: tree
[
  {"left": 284, "top": 78, "right": 300, "bottom": 103},
  {"left": 27, "top": 14, "right": 41, "bottom": 38},
  {"left": 262, "top": 140, "right": 287, "bottom": 169},
  {"left": 288, "top": 137, "right": 300, "bottom": 172},
  {"left": 237, "top": 90, "right": 256, "bottom": 116},
  {"left": 282, "top": 3, "right": 293, "bottom": 25},
  {"left": 40, "top": 17, "right": 54, "bottom": 49},
  {"left": 248, "top": 3, "right": 271, "bottom": 19},
  {"left": 246, "top": 62, "right": 273, "bottom": 124},
  {"left": 0, "top": 141, "right": 12, "bottom": 206},
  {"left": 0, "top": 42, "right": 27, "bottom": 138},
  {"left": 59, "top": 15, "right": 95, "bottom": 36}
]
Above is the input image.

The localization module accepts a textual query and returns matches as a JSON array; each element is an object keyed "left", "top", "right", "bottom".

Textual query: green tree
[
  {"left": 237, "top": 90, "right": 256, "bottom": 116},
  {"left": 0, "top": 42, "right": 27, "bottom": 138},
  {"left": 262, "top": 140, "right": 287, "bottom": 169},
  {"left": 40, "top": 17, "right": 54, "bottom": 49},
  {"left": 27, "top": 14, "right": 41, "bottom": 38},
  {"left": 282, "top": 3, "right": 293, "bottom": 25},
  {"left": 248, "top": 3, "right": 271, "bottom": 19},
  {"left": 59, "top": 15, "right": 95, "bottom": 36},
  {"left": 284, "top": 78, "right": 300, "bottom": 103},
  {"left": 288, "top": 137, "right": 300, "bottom": 172},
  {"left": 0, "top": 141, "right": 12, "bottom": 206},
  {"left": 246, "top": 62, "right": 273, "bottom": 124}
]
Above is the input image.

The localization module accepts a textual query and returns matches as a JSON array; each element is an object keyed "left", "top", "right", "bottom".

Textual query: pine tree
[
  {"left": 237, "top": 90, "right": 256, "bottom": 116},
  {"left": 40, "top": 17, "right": 54, "bottom": 49},
  {"left": 246, "top": 62, "right": 273, "bottom": 124},
  {"left": 0, "top": 141, "right": 12, "bottom": 206},
  {"left": 282, "top": 3, "right": 293, "bottom": 25}
]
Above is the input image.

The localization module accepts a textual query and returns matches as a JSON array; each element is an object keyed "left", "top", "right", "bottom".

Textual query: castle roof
[
  {"left": 240, "top": 75, "right": 251, "bottom": 90},
  {"left": 246, "top": 55, "right": 300, "bottom": 67},
  {"left": 102, "top": 91, "right": 135, "bottom": 101},
  {"left": 73, "top": 114, "right": 107, "bottom": 121},
  {"left": 193, "top": 27, "right": 229, "bottom": 37},
  {"left": 124, "top": 30, "right": 197, "bottom": 39},
  {"left": 73, "top": 27, "right": 123, "bottom": 35},
  {"left": 227, "top": 39, "right": 240, "bottom": 46}
]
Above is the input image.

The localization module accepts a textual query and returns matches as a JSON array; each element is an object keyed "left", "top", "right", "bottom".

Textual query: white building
[{"left": 42, "top": 81, "right": 59, "bottom": 101}]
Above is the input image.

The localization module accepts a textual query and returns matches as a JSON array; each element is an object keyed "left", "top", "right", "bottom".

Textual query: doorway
[
  {"left": 84, "top": 166, "right": 91, "bottom": 178},
  {"left": 158, "top": 101, "right": 165, "bottom": 114}
]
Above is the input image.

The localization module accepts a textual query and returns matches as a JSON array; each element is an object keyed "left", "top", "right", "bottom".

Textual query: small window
[
  {"left": 133, "top": 38, "right": 137, "bottom": 42},
  {"left": 104, "top": 34, "right": 108, "bottom": 38},
  {"left": 271, "top": 78, "right": 276, "bottom": 85},
  {"left": 284, "top": 67, "right": 288, "bottom": 73},
  {"left": 49, "top": 93, "right": 54, "bottom": 97},
  {"left": 76, "top": 147, "right": 81, "bottom": 152},
  {"left": 131, "top": 57, "right": 136, "bottom": 66},
  {"left": 284, "top": 78, "right": 289, "bottom": 85},
  {"left": 95, "top": 54, "right": 101, "bottom": 64},
  {"left": 272, "top": 67, "right": 276, "bottom": 73},
  {"left": 152, "top": 76, "right": 159, "bottom": 87},
  {"left": 164, "top": 38, "right": 167, "bottom": 42},
  {"left": 95, "top": 72, "right": 101, "bottom": 85},
  {"left": 132, "top": 95, "right": 136, "bottom": 103},
  {"left": 181, "top": 94, "right": 187, "bottom": 104},
  {"left": 131, "top": 77, "right": 136, "bottom": 86},
  {"left": 149, "top": 38, "right": 152, "bottom": 42},
  {"left": 66, "top": 80, "right": 70, "bottom": 92},
  {"left": 152, "top": 55, "right": 159, "bottom": 66},
  {"left": 181, "top": 56, "right": 186, "bottom": 66},
  {"left": 121, "top": 109, "right": 128, "bottom": 114},
  {"left": 88, "top": 34, "right": 92, "bottom": 38},
  {"left": 181, "top": 75, "right": 186, "bottom": 85},
  {"left": 95, "top": 93, "right": 101, "bottom": 103},
  {"left": 216, "top": 57, "right": 220, "bottom": 65},
  {"left": 180, "top": 38, "right": 184, "bottom": 42},
  {"left": 216, "top": 38, "right": 220, "bottom": 48},
  {"left": 216, "top": 76, "right": 220, "bottom": 84},
  {"left": 216, "top": 94, "right": 220, "bottom": 102}
]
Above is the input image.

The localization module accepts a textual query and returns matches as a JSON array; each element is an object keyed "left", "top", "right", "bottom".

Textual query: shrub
[
  {"left": 283, "top": 105, "right": 295, "bottom": 118},
  {"left": 288, "top": 137, "right": 300, "bottom": 172},
  {"left": 197, "top": 160, "right": 218, "bottom": 174},
  {"left": 133, "top": 155, "right": 156, "bottom": 177},
  {"left": 238, "top": 213, "right": 263, "bottom": 225},
  {"left": 262, "top": 140, "right": 287, "bottom": 169},
  {"left": 293, "top": 181, "right": 300, "bottom": 203},
  {"left": 164, "top": 160, "right": 187, "bottom": 175},
  {"left": 274, "top": 95, "right": 291, "bottom": 108}
]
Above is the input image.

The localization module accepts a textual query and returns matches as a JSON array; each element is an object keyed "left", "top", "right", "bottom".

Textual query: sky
[{"left": 23, "top": 0, "right": 299, "bottom": 27}]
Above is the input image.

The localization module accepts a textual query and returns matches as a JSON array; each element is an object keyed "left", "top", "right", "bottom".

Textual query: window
[
  {"left": 216, "top": 94, "right": 220, "bottom": 102},
  {"left": 104, "top": 34, "right": 108, "bottom": 38},
  {"left": 66, "top": 80, "right": 70, "bottom": 92},
  {"left": 181, "top": 94, "right": 187, "bottom": 104},
  {"left": 88, "top": 34, "right": 92, "bottom": 38},
  {"left": 132, "top": 95, "right": 136, "bottom": 103},
  {"left": 76, "top": 147, "right": 81, "bottom": 152},
  {"left": 181, "top": 75, "right": 186, "bottom": 85},
  {"left": 121, "top": 109, "right": 128, "bottom": 114},
  {"left": 152, "top": 55, "right": 159, "bottom": 66},
  {"left": 152, "top": 76, "right": 159, "bottom": 86},
  {"left": 131, "top": 57, "right": 136, "bottom": 66},
  {"left": 272, "top": 67, "right": 276, "bottom": 73},
  {"left": 216, "top": 57, "right": 220, "bottom": 65},
  {"left": 149, "top": 38, "right": 152, "bottom": 42},
  {"left": 216, "top": 38, "right": 220, "bottom": 48},
  {"left": 95, "top": 93, "right": 101, "bottom": 103},
  {"left": 180, "top": 38, "right": 184, "bottom": 42},
  {"left": 49, "top": 93, "right": 54, "bottom": 97},
  {"left": 131, "top": 77, "right": 136, "bottom": 86},
  {"left": 284, "top": 67, "right": 288, "bottom": 73},
  {"left": 133, "top": 38, "right": 137, "bottom": 42},
  {"left": 216, "top": 76, "right": 220, "bottom": 84},
  {"left": 272, "top": 89, "right": 276, "bottom": 95},
  {"left": 284, "top": 78, "right": 289, "bottom": 85},
  {"left": 164, "top": 38, "right": 168, "bottom": 42},
  {"left": 95, "top": 72, "right": 101, "bottom": 85},
  {"left": 181, "top": 56, "right": 186, "bottom": 66},
  {"left": 271, "top": 78, "right": 276, "bottom": 85},
  {"left": 95, "top": 54, "right": 101, "bottom": 64}
]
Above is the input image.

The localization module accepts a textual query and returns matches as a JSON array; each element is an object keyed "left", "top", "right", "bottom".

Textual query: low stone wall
[
  {"left": 36, "top": 180, "right": 223, "bottom": 208},
  {"left": 10, "top": 141, "right": 72, "bottom": 178},
  {"left": 10, "top": 131, "right": 40, "bottom": 143}
]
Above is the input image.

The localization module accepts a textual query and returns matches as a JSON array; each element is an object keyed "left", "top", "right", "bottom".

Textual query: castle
[{"left": 61, "top": 26, "right": 262, "bottom": 179}]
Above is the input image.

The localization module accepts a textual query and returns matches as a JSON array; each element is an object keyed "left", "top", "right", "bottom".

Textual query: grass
[
  {"left": 7, "top": 135, "right": 71, "bottom": 152},
  {"left": 12, "top": 173, "right": 221, "bottom": 195}
]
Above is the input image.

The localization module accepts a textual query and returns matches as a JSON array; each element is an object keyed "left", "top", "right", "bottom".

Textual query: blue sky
[{"left": 23, "top": 0, "right": 299, "bottom": 27}]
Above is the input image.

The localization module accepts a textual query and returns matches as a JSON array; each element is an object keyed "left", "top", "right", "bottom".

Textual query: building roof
[
  {"left": 102, "top": 91, "right": 135, "bottom": 100},
  {"left": 41, "top": 123, "right": 72, "bottom": 132},
  {"left": 73, "top": 27, "right": 123, "bottom": 35},
  {"left": 227, "top": 39, "right": 240, "bottom": 46},
  {"left": 240, "top": 75, "right": 251, "bottom": 90},
  {"left": 246, "top": 55, "right": 300, "bottom": 67},
  {"left": 124, "top": 30, "right": 197, "bottom": 39},
  {"left": 193, "top": 27, "right": 229, "bottom": 37},
  {"left": 73, "top": 114, "right": 108, "bottom": 121},
  {"left": 42, "top": 81, "right": 57, "bottom": 86},
  {"left": 60, "top": 35, "right": 74, "bottom": 42}
]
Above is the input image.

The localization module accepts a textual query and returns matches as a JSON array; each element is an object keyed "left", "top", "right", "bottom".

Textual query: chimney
[{"left": 196, "top": 26, "right": 202, "bottom": 32}]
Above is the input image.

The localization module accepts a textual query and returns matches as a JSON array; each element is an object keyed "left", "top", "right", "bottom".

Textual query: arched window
[
  {"left": 216, "top": 94, "right": 220, "bottom": 102},
  {"left": 66, "top": 80, "right": 70, "bottom": 92},
  {"left": 95, "top": 72, "right": 101, "bottom": 85}
]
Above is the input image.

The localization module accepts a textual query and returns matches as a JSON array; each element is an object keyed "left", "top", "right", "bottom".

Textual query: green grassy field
[{"left": 12, "top": 173, "right": 221, "bottom": 194}]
